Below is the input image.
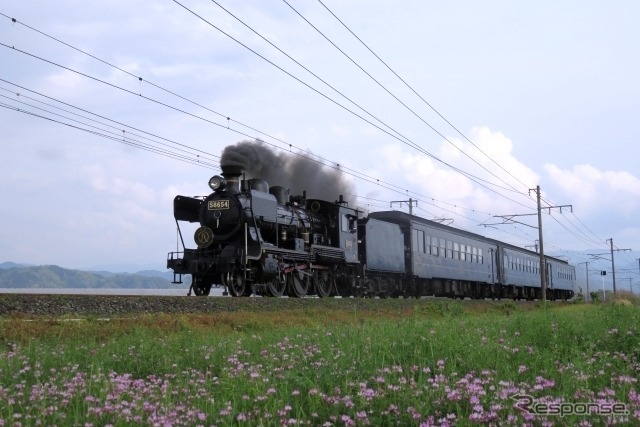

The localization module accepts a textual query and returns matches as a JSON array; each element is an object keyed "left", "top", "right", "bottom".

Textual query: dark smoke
[{"left": 220, "top": 140, "right": 355, "bottom": 205}]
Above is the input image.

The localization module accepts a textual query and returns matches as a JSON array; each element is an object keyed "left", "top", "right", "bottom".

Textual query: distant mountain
[
  {"left": 0, "top": 262, "right": 31, "bottom": 270},
  {"left": 0, "top": 264, "right": 182, "bottom": 289},
  {"left": 85, "top": 263, "right": 167, "bottom": 273}
]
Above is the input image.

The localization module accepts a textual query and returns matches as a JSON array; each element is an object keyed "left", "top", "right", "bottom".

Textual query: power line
[
  {"left": 0, "top": 85, "right": 221, "bottom": 165},
  {"left": 280, "top": 0, "right": 528, "bottom": 196},
  {"left": 1, "top": 12, "right": 540, "bottom": 212},
  {"left": 168, "top": 2, "right": 534, "bottom": 206},
  {"left": 0, "top": 40, "right": 533, "bottom": 212},
  {"left": 314, "top": 0, "right": 533, "bottom": 191},
  {"left": 0, "top": 12, "right": 592, "bottom": 256},
  {"left": 1, "top": 81, "right": 576, "bottom": 256},
  {"left": 0, "top": 102, "right": 217, "bottom": 169},
  {"left": 1, "top": 77, "right": 499, "bottom": 230}
]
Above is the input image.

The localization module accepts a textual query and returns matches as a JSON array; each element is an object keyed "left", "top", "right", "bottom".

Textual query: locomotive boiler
[{"left": 167, "top": 164, "right": 360, "bottom": 297}]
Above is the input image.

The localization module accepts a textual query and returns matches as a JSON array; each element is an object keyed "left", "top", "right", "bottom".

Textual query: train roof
[{"left": 368, "top": 210, "right": 572, "bottom": 266}]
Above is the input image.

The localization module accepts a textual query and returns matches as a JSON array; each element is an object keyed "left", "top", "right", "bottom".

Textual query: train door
[
  {"left": 339, "top": 207, "right": 359, "bottom": 262},
  {"left": 495, "top": 247, "right": 504, "bottom": 285},
  {"left": 546, "top": 263, "right": 554, "bottom": 289}
]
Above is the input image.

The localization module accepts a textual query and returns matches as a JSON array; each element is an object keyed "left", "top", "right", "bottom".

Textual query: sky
[{"left": 1, "top": 1, "right": 639, "bottom": 293}]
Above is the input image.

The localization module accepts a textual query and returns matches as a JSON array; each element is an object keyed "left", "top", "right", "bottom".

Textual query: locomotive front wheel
[
  {"left": 223, "top": 273, "right": 251, "bottom": 297},
  {"left": 192, "top": 277, "right": 212, "bottom": 296},
  {"left": 287, "top": 271, "right": 309, "bottom": 298},
  {"left": 266, "top": 276, "right": 286, "bottom": 297},
  {"left": 314, "top": 270, "right": 332, "bottom": 298}
]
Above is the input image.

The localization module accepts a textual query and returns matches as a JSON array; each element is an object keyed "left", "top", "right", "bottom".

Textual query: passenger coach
[{"left": 367, "top": 211, "right": 575, "bottom": 300}]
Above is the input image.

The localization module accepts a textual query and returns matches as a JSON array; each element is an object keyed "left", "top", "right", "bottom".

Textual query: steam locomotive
[{"left": 167, "top": 165, "right": 575, "bottom": 300}]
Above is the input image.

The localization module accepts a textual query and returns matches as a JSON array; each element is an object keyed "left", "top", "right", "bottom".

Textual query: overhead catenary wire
[
  {"left": 0, "top": 102, "right": 218, "bottom": 169},
  {"left": 0, "top": 39, "right": 533, "bottom": 213},
  {"left": 0, "top": 81, "right": 580, "bottom": 256},
  {"left": 0, "top": 86, "right": 221, "bottom": 166},
  {"left": 304, "top": 1, "right": 612, "bottom": 255},
  {"left": 0, "top": 40, "right": 529, "bottom": 212},
  {"left": 0, "top": 11, "right": 603, "bottom": 258},
  {"left": 2, "top": 76, "right": 533, "bottom": 249},
  {"left": 167, "top": 2, "right": 535, "bottom": 206},
  {"left": 281, "top": 0, "right": 530, "bottom": 197},
  {"left": 1, "top": 79, "right": 481, "bottom": 225},
  {"left": 0, "top": 12, "right": 537, "bottom": 214},
  {"left": 314, "top": 0, "right": 532, "bottom": 192}
]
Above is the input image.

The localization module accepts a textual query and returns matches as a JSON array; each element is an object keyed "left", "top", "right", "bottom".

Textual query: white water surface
[{"left": 0, "top": 287, "right": 229, "bottom": 296}]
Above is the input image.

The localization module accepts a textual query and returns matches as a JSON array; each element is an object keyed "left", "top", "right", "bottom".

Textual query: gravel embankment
[{"left": 0, "top": 293, "right": 433, "bottom": 317}]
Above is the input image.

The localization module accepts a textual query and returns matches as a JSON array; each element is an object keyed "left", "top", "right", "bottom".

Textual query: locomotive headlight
[{"left": 208, "top": 175, "right": 226, "bottom": 191}]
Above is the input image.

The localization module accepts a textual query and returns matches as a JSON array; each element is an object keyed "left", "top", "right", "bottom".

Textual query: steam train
[{"left": 167, "top": 165, "right": 575, "bottom": 300}]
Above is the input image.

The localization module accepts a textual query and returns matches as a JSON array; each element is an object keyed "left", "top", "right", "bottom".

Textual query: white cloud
[
  {"left": 545, "top": 163, "right": 640, "bottom": 215},
  {"left": 369, "top": 127, "right": 540, "bottom": 220}
]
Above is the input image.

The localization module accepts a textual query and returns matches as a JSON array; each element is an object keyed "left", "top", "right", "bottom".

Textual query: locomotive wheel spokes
[
  {"left": 287, "top": 270, "right": 309, "bottom": 298},
  {"left": 223, "top": 272, "right": 249, "bottom": 297},
  {"left": 266, "top": 276, "right": 286, "bottom": 297},
  {"left": 314, "top": 270, "right": 332, "bottom": 298},
  {"left": 192, "top": 277, "right": 212, "bottom": 296}
]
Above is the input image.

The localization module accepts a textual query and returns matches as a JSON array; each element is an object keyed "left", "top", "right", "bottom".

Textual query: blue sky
[{"left": 1, "top": 1, "right": 639, "bottom": 293}]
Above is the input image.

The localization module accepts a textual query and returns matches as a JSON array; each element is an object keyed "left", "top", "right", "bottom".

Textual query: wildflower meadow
[{"left": 0, "top": 298, "right": 638, "bottom": 426}]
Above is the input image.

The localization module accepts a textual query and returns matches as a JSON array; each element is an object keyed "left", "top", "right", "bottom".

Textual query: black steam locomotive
[{"left": 167, "top": 165, "right": 575, "bottom": 300}]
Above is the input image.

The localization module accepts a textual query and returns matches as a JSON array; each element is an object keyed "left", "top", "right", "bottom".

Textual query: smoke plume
[{"left": 220, "top": 140, "right": 355, "bottom": 206}]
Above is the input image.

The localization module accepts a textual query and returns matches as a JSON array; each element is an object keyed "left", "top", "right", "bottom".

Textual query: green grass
[{"left": 0, "top": 301, "right": 638, "bottom": 426}]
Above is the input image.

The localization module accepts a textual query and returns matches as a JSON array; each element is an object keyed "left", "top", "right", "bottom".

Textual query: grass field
[{"left": 0, "top": 297, "right": 638, "bottom": 426}]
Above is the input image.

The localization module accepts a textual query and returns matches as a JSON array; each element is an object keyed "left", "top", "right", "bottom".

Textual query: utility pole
[
  {"left": 390, "top": 198, "right": 417, "bottom": 215},
  {"left": 481, "top": 185, "right": 571, "bottom": 303},
  {"left": 534, "top": 186, "right": 547, "bottom": 302},
  {"left": 578, "top": 261, "right": 590, "bottom": 302},
  {"left": 606, "top": 238, "right": 631, "bottom": 294}
]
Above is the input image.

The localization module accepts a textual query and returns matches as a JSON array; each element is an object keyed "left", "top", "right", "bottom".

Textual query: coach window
[
  {"left": 412, "top": 230, "right": 425, "bottom": 253},
  {"left": 440, "top": 239, "right": 446, "bottom": 258},
  {"left": 465, "top": 246, "right": 472, "bottom": 262},
  {"left": 453, "top": 242, "right": 460, "bottom": 260},
  {"left": 447, "top": 241, "right": 453, "bottom": 259},
  {"left": 472, "top": 247, "right": 477, "bottom": 263},
  {"left": 425, "top": 235, "right": 431, "bottom": 255},
  {"left": 478, "top": 248, "right": 483, "bottom": 264},
  {"left": 431, "top": 237, "right": 439, "bottom": 256}
]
